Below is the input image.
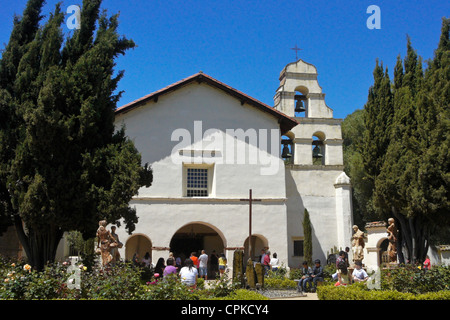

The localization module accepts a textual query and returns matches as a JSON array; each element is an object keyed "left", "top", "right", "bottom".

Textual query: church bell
[
  {"left": 294, "top": 95, "right": 306, "bottom": 113},
  {"left": 281, "top": 140, "right": 292, "bottom": 158},
  {"left": 312, "top": 145, "right": 323, "bottom": 158},
  {"left": 295, "top": 99, "right": 306, "bottom": 113}
]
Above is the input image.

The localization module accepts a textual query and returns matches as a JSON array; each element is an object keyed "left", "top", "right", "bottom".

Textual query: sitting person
[
  {"left": 179, "top": 258, "right": 198, "bottom": 289},
  {"left": 352, "top": 261, "right": 369, "bottom": 282},
  {"left": 307, "top": 259, "right": 324, "bottom": 292},
  {"left": 335, "top": 259, "right": 349, "bottom": 286},
  {"left": 297, "top": 261, "right": 312, "bottom": 295},
  {"left": 163, "top": 258, "right": 178, "bottom": 277}
]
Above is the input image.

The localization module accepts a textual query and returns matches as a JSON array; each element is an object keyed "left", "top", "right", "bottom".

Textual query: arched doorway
[
  {"left": 125, "top": 234, "right": 152, "bottom": 262},
  {"left": 378, "top": 238, "right": 389, "bottom": 266},
  {"left": 243, "top": 234, "right": 269, "bottom": 262},
  {"left": 169, "top": 222, "right": 226, "bottom": 265}
]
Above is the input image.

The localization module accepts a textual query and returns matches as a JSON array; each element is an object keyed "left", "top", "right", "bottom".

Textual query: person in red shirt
[
  {"left": 190, "top": 252, "right": 199, "bottom": 268},
  {"left": 423, "top": 255, "right": 431, "bottom": 270},
  {"left": 263, "top": 251, "right": 271, "bottom": 275}
]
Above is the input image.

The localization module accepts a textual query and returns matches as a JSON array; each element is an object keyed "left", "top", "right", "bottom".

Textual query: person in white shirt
[
  {"left": 198, "top": 249, "right": 209, "bottom": 280},
  {"left": 179, "top": 258, "right": 198, "bottom": 288},
  {"left": 270, "top": 252, "right": 280, "bottom": 272},
  {"left": 352, "top": 261, "right": 369, "bottom": 282}
]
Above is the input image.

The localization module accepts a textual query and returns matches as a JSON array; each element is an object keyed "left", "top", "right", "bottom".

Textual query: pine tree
[{"left": 0, "top": 0, "right": 152, "bottom": 270}]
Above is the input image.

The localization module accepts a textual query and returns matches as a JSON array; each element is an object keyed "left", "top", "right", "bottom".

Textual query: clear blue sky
[{"left": 1, "top": 0, "right": 448, "bottom": 119}]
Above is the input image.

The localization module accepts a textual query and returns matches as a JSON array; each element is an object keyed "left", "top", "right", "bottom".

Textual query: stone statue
[
  {"left": 351, "top": 225, "right": 365, "bottom": 265},
  {"left": 96, "top": 220, "right": 117, "bottom": 267},
  {"left": 110, "top": 226, "right": 123, "bottom": 263},
  {"left": 386, "top": 218, "right": 398, "bottom": 263}
]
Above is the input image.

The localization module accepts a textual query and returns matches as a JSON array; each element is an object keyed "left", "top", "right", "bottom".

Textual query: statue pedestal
[{"left": 386, "top": 262, "right": 399, "bottom": 269}]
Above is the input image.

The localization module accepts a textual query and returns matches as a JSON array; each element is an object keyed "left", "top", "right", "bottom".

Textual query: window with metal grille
[
  {"left": 186, "top": 168, "right": 208, "bottom": 197},
  {"left": 293, "top": 240, "right": 304, "bottom": 257}
]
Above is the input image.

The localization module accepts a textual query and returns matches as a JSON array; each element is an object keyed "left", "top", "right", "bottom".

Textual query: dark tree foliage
[
  {"left": 345, "top": 18, "right": 449, "bottom": 265},
  {"left": 0, "top": 0, "right": 152, "bottom": 270},
  {"left": 303, "top": 209, "right": 312, "bottom": 266}
]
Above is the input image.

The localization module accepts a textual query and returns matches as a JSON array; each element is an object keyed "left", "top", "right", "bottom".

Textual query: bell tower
[
  {"left": 275, "top": 59, "right": 343, "bottom": 166},
  {"left": 274, "top": 59, "right": 333, "bottom": 119},
  {"left": 280, "top": 58, "right": 353, "bottom": 268}
]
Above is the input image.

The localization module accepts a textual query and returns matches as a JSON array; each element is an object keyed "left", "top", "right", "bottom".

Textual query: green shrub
[
  {"left": 264, "top": 277, "right": 297, "bottom": 289},
  {"left": 80, "top": 262, "right": 143, "bottom": 299},
  {"left": 0, "top": 259, "right": 69, "bottom": 300},
  {"left": 381, "top": 265, "right": 450, "bottom": 294},
  {"left": 140, "top": 274, "right": 200, "bottom": 300},
  {"left": 207, "top": 271, "right": 240, "bottom": 297},
  {"left": 317, "top": 282, "right": 450, "bottom": 300}
]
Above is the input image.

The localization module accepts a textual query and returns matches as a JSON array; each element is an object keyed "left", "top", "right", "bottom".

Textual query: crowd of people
[
  {"left": 295, "top": 247, "right": 371, "bottom": 296},
  {"left": 131, "top": 249, "right": 228, "bottom": 288}
]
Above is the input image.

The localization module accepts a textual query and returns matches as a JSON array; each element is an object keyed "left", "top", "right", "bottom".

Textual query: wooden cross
[
  {"left": 240, "top": 189, "right": 262, "bottom": 260},
  {"left": 291, "top": 44, "right": 302, "bottom": 60}
]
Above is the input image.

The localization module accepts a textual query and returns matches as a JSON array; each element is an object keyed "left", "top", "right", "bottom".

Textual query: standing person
[
  {"left": 218, "top": 253, "right": 227, "bottom": 278},
  {"left": 163, "top": 258, "right": 178, "bottom": 277},
  {"left": 132, "top": 252, "right": 140, "bottom": 266},
  {"left": 154, "top": 257, "right": 166, "bottom": 278},
  {"left": 209, "top": 250, "right": 219, "bottom": 278},
  {"left": 344, "top": 247, "right": 350, "bottom": 267},
  {"left": 336, "top": 251, "right": 346, "bottom": 270},
  {"left": 309, "top": 259, "right": 324, "bottom": 292},
  {"left": 270, "top": 252, "right": 280, "bottom": 272},
  {"left": 175, "top": 255, "right": 182, "bottom": 270},
  {"left": 190, "top": 252, "right": 199, "bottom": 269},
  {"left": 259, "top": 249, "right": 266, "bottom": 264},
  {"left": 142, "top": 252, "right": 152, "bottom": 268},
  {"left": 423, "top": 255, "right": 431, "bottom": 271},
  {"left": 179, "top": 258, "right": 198, "bottom": 289},
  {"left": 198, "top": 250, "right": 209, "bottom": 280},
  {"left": 263, "top": 251, "right": 271, "bottom": 275}
]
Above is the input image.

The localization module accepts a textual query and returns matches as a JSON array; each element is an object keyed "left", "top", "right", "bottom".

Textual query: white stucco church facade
[{"left": 112, "top": 59, "right": 354, "bottom": 271}]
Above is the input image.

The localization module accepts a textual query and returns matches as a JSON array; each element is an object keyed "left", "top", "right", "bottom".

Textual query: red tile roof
[{"left": 115, "top": 72, "right": 298, "bottom": 134}]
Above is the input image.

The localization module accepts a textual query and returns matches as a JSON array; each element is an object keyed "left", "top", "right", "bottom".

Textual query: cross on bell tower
[{"left": 291, "top": 44, "right": 302, "bottom": 60}]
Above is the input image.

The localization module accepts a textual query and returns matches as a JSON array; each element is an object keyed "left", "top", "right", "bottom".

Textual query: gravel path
[{"left": 258, "top": 289, "right": 315, "bottom": 299}]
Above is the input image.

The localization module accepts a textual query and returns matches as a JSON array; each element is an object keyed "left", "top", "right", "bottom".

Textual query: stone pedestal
[{"left": 364, "top": 221, "right": 387, "bottom": 271}]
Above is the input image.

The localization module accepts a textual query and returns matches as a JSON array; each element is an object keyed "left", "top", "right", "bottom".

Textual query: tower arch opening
[
  {"left": 294, "top": 86, "right": 309, "bottom": 117},
  {"left": 312, "top": 132, "right": 325, "bottom": 165}
]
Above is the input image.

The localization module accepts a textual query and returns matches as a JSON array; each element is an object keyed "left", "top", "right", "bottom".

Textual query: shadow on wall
[{"left": 285, "top": 169, "right": 325, "bottom": 268}]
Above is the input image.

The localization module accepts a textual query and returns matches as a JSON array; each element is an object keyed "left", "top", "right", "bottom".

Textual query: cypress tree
[
  {"left": 0, "top": 0, "right": 152, "bottom": 270},
  {"left": 303, "top": 208, "right": 312, "bottom": 266},
  {"left": 0, "top": 0, "right": 45, "bottom": 242},
  {"left": 360, "top": 60, "right": 394, "bottom": 218},
  {"left": 373, "top": 24, "right": 450, "bottom": 263}
]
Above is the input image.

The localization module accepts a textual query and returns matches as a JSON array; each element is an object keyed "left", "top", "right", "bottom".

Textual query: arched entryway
[
  {"left": 125, "top": 234, "right": 152, "bottom": 262},
  {"left": 243, "top": 234, "right": 269, "bottom": 262},
  {"left": 169, "top": 222, "right": 226, "bottom": 264},
  {"left": 378, "top": 238, "right": 389, "bottom": 266}
]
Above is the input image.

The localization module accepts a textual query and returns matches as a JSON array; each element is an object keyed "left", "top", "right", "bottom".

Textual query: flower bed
[{"left": 0, "top": 256, "right": 268, "bottom": 300}]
